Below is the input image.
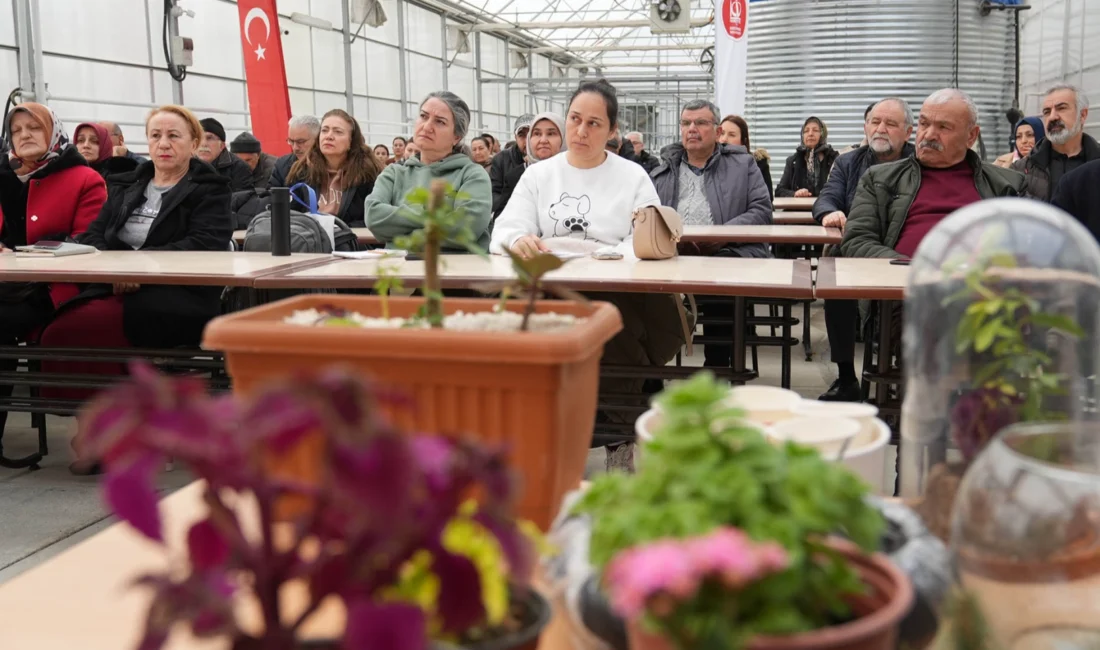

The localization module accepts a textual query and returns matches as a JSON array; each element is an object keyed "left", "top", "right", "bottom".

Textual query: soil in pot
[
  {"left": 285, "top": 305, "right": 582, "bottom": 333},
  {"left": 438, "top": 588, "right": 552, "bottom": 650}
]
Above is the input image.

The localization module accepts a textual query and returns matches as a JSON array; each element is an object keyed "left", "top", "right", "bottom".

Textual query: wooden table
[
  {"left": 683, "top": 224, "right": 840, "bottom": 245},
  {"left": 0, "top": 481, "right": 576, "bottom": 649},
  {"left": 772, "top": 211, "right": 816, "bottom": 225},
  {"left": 0, "top": 250, "right": 333, "bottom": 287},
  {"left": 772, "top": 197, "right": 817, "bottom": 211},
  {"left": 231, "top": 228, "right": 379, "bottom": 247},
  {"left": 814, "top": 257, "right": 910, "bottom": 300}
]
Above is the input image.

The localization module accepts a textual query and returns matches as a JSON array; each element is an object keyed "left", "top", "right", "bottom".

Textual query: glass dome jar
[
  {"left": 899, "top": 199, "right": 1100, "bottom": 535},
  {"left": 951, "top": 422, "right": 1100, "bottom": 649}
]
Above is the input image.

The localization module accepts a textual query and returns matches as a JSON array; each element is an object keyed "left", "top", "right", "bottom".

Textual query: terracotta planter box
[
  {"left": 202, "top": 294, "right": 623, "bottom": 529},
  {"left": 626, "top": 540, "right": 914, "bottom": 650}
]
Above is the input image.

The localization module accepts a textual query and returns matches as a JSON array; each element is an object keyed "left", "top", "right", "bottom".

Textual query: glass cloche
[
  {"left": 951, "top": 422, "right": 1100, "bottom": 649},
  {"left": 899, "top": 199, "right": 1100, "bottom": 538}
]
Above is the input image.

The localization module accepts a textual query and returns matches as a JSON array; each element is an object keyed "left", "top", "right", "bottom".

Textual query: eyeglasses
[
  {"left": 679, "top": 119, "right": 715, "bottom": 129},
  {"left": 287, "top": 138, "right": 310, "bottom": 147}
]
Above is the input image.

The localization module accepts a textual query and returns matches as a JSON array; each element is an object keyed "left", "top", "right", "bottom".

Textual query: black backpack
[{"left": 242, "top": 183, "right": 360, "bottom": 254}]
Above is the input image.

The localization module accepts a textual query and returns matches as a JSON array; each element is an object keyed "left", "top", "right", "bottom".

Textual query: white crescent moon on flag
[{"left": 243, "top": 7, "right": 271, "bottom": 46}]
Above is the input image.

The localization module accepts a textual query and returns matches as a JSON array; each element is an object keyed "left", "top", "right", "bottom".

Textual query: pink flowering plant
[
  {"left": 575, "top": 373, "right": 883, "bottom": 646},
  {"left": 76, "top": 362, "right": 536, "bottom": 650},
  {"left": 605, "top": 528, "right": 790, "bottom": 648}
]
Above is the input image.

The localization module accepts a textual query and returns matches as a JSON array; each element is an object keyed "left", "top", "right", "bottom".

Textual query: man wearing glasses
[
  {"left": 650, "top": 100, "right": 773, "bottom": 367},
  {"left": 268, "top": 114, "right": 321, "bottom": 188}
]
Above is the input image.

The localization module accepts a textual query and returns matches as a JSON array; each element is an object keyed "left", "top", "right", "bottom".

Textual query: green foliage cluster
[{"left": 574, "top": 373, "right": 884, "bottom": 646}]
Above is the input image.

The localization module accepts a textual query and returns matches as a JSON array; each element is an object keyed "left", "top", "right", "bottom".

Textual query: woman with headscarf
[
  {"left": 995, "top": 116, "right": 1044, "bottom": 168},
  {"left": 73, "top": 122, "right": 140, "bottom": 178},
  {"left": 493, "top": 112, "right": 566, "bottom": 221},
  {"left": 0, "top": 103, "right": 107, "bottom": 439},
  {"left": 776, "top": 116, "right": 838, "bottom": 197}
]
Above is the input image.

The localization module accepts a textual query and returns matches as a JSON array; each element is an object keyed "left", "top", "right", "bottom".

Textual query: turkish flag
[{"left": 238, "top": 0, "right": 292, "bottom": 156}]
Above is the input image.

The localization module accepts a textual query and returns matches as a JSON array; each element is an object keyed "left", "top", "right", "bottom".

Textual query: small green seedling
[
  {"left": 501, "top": 247, "right": 586, "bottom": 331},
  {"left": 373, "top": 261, "right": 405, "bottom": 321}
]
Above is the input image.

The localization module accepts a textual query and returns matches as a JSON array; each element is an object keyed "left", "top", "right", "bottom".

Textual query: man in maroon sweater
[{"left": 819, "top": 88, "right": 1027, "bottom": 401}]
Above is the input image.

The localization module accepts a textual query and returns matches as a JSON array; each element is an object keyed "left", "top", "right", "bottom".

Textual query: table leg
[
  {"left": 782, "top": 302, "right": 792, "bottom": 389},
  {"left": 876, "top": 300, "right": 896, "bottom": 408},
  {"left": 733, "top": 296, "right": 747, "bottom": 385},
  {"left": 802, "top": 299, "right": 813, "bottom": 362}
]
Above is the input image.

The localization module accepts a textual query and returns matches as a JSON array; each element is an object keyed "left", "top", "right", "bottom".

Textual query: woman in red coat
[{"left": 0, "top": 103, "right": 106, "bottom": 441}]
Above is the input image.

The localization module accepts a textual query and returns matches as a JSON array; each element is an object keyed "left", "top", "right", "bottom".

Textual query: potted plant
[
  {"left": 907, "top": 257, "right": 1086, "bottom": 541},
  {"left": 202, "top": 180, "right": 622, "bottom": 528},
  {"left": 76, "top": 362, "right": 549, "bottom": 650},
  {"left": 573, "top": 372, "right": 913, "bottom": 649}
]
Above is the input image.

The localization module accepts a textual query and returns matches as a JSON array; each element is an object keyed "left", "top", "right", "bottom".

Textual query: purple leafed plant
[{"left": 77, "top": 362, "right": 535, "bottom": 650}]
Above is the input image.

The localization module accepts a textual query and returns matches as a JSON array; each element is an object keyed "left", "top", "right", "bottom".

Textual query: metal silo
[{"left": 743, "top": 0, "right": 1016, "bottom": 164}]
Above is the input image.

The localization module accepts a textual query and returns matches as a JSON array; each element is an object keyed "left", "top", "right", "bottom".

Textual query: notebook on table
[{"left": 14, "top": 242, "right": 97, "bottom": 257}]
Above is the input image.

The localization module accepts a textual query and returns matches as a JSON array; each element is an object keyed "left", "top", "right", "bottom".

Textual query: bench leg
[{"left": 802, "top": 299, "right": 813, "bottom": 362}]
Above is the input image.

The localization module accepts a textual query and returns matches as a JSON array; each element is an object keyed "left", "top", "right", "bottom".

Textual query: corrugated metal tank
[{"left": 743, "top": 0, "right": 1017, "bottom": 166}]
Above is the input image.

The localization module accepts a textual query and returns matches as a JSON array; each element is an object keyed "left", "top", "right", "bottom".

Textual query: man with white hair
[
  {"left": 1012, "top": 84, "right": 1100, "bottom": 202},
  {"left": 824, "top": 89, "right": 1027, "bottom": 401},
  {"left": 268, "top": 115, "right": 321, "bottom": 188},
  {"left": 625, "top": 131, "right": 660, "bottom": 173},
  {"left": 813, "top": 97, "right": 915, "bottom": 401}
]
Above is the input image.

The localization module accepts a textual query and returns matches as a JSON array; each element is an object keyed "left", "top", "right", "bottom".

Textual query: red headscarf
[{"left": 74, "top": 122, "right": 113, "bottom": 164}]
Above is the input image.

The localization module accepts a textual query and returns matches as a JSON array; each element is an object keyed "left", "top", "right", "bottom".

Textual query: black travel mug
[{"left": 270, "top": 187, "right": 291, "bottom": 256}]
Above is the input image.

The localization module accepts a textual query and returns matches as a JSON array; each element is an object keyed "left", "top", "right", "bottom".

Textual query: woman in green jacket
[{"left": 365, "top": 91, "right": 492, "bottom": 250}]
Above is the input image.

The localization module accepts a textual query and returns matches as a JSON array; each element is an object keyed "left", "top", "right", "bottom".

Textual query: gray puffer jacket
[{"left": 650, "top": 143, "right": 774, "bottom": 258}]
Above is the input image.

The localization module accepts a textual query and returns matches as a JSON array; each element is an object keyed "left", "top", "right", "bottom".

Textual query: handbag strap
[{"left": 289, "top": 182, "right": 319, "bottom": 214}]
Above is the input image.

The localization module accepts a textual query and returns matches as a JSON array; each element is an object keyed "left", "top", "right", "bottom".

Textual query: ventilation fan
[
  {"left": 656, "top": 0, "right": 681, "bottom": 22},
  {"left": 700, "top": 46, "right": 714, "bottom": 74},
  {"left": 650, "top": 0, "right": 691, "bottom": 34}
]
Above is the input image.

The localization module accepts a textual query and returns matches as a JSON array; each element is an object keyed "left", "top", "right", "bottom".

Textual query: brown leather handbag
[{"left": 632, "top": 205, "right": 683, "bottom": 260}]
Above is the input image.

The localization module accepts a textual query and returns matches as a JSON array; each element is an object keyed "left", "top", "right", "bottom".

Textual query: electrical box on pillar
[{"left": 170, "top": 36, "right": 194, "bottom": 68}]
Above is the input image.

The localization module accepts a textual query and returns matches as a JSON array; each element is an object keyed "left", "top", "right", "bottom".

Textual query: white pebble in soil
[{"left": 284, "top": 308, "right": 582, "bottom": 333}]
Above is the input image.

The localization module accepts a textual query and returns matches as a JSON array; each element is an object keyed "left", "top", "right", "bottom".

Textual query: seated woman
[
  {"left": 776, "top": 116, "right": 837, "bottom": 198},
  {"left": 74, "top": 122, "right": 140, "bottom": 178},
  {"left": 0, "top": 103, "right": 107, "bottom": 439},
  {"left": 719, "top": 114, "right": 773, "bottom": 200},
  {"left": 490, "top": 80, "right": 685, "bottom": 472},
  {"left": 471, "top": 136, "right": 493, "bottom": 172},
  {"left": 494, "top": 112, "right": 565, "bottom": 219},
  {"left": 366, "top": 91, "right": 491, "bottom": 250},
  {"left": 38, "top": 105, "right": 232, "bottom": 472},
  {"left": 287, "top": 109, "right": 381, "bottom": 227},
  {"left": 994, "top": 116, "right": 1044, "bottom": 168},
  {"left": 373, "top": 144, "right": 391, "bottom": 168}
]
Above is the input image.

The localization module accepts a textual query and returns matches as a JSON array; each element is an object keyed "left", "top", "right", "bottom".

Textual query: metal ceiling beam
[
  {"left": 524, "top": 43, "right": 709, "bottom": 53},
  {"left": 594, "top": 61, "right": 703, "bottom": 67},
  {"left": 478, "top": 75, "right": 712, "bottom": 83},
  {"left": 469, "top": 17, "right": 711, "bottom": 31}
]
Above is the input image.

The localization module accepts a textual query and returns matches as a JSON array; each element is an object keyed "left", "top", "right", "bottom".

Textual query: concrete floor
[{"left": 0, "top": 301, "right": 888, "bottom": 585}]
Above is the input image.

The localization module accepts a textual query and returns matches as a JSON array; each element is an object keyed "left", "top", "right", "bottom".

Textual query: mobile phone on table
[
  {"left": 889, "top": 258, "right": 910, "bottom": 266},
  {"left": 592, "top": 250, "right": 623, "bottom": 260},
  {"left": 33, "top": 241, "right": 64, "bottom": 250},
  {"left": 405, "top": 253, "right": 424, "bottom": 261}
]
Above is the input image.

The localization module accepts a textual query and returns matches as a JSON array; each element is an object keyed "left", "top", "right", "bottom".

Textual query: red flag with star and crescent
[{"left": 237, "top": 0, "right": 292, "bottom": 156}]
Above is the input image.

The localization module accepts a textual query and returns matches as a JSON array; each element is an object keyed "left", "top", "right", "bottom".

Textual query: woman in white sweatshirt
[{"left": 491, "top": 80, "right": 684, "bottom": 473}]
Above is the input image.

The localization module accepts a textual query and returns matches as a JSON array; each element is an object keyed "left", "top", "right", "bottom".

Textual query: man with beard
[
  {"left": 1013, "top": 84, "right": 1099, "bottom": 202},
  {"left": 830, "top": 89, "right": 1027, "bottom": 401},
  {"left": 812, "top": 97, "right": 915, "bottom": 401}
]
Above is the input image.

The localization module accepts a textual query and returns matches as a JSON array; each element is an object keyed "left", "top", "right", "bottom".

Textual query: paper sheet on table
[{"left": 333, "top": 249, "right": 407, "bottom": 260}]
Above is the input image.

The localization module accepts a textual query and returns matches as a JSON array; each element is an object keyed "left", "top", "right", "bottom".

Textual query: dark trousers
[
  {"left": 702, "top": 299, "right": 734, "bottom": 367},
  {"left": 824, "top": 299, "right": 859, "bottom": 365},
  {"left": 0, "top": 288, "right": 55, "bottom": 434}
]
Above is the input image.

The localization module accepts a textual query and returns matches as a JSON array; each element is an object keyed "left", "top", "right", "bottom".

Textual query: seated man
[
  {"left": 825, "top": 88, "right": 1027, "bottom": 401},
  {"left": 651, "top": 99, "right": 772, "bottom": 367},
  {"left": 271, "top": 115, "right": 320, "bottom": 188},
  {"left": 815, "top": 97, "right": 914, "bottom": 400},
  {"left": 1052, "top": 158, "right": 1100, "bottom": 241}
]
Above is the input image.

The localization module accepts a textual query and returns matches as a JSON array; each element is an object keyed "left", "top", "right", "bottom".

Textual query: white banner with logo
[{"left": 715, "top": 0, "right": 749, "bottom": 115}]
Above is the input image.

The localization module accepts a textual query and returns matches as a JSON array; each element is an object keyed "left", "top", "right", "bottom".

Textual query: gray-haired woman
[{"left": 365, "top": 91, "right": 492, "bottom": 250}]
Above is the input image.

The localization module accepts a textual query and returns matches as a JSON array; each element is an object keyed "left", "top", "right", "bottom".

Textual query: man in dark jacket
[
  {"left": 230, "top": 132, "right": 277, "bottom": 190},
  {"left": 813, "top": 98, "right": 915, "bottom": 227},
  {"left": 626, "top": 131, "right": 661, "bottom": 173},
  {"left": 822, "top": 89, "right": 1027, "bottom": 401},
  {"left": 1012, "top": 84, "right": 1099, "bottom": 202},
  {"left": 100, "top": 121, "right": 146, "bottom": 162},
  {"left": 490, "top": 114, "right": 533, "bottom": 216},
  {"left": 1052, "top": 158, "right": 1100, "bottom": 242},
  {"left": 269, "top": 115, "right": 321, "bottom": 189},
  {"left": 651, "top": 99, "right": 773, "bottom": 367},
  {"left": 197, "top": 118, "right": 252, "bottom": 193}
]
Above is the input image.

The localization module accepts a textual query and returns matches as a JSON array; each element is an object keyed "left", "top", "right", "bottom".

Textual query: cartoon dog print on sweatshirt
[{"left": 549, "top": 193, "right": 591, "bottom": 239}]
